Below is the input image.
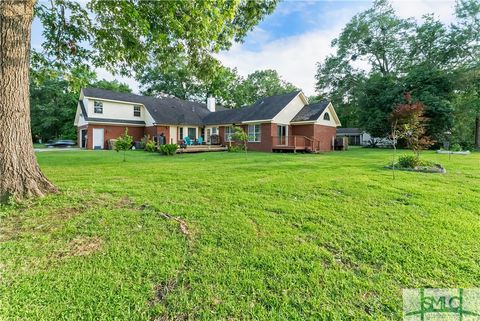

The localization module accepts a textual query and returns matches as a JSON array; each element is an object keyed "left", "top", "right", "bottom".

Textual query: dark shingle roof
[
  {"left": 336, "top": 128, "right": 363, "bottom": 134},
  {"left": 291, "top": 101, "right": 329, "bottom": 122},
  {"left": 82, "top": 88, "right": 210, "bottom": 125},
  {"left": 82, "top": 88, "right": 302, "bottom": 126},
  {"left": 202, "top": 91, "right": 301, "bottom": 125}
]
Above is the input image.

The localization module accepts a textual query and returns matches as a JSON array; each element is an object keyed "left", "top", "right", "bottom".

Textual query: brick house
[{"left": 74, "top": 88, "right": 341, "bottom": 152}]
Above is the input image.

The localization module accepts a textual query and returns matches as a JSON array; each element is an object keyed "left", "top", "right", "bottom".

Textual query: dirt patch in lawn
[{"left": 55, "top": 236, "right": 103, "bottom": 258}]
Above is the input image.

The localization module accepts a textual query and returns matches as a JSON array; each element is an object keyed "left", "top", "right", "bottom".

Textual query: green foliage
[
  {"left": 231, "top": 126, "right": 249, "bottom": 152},
  {"left": 451, "top": 143, "right": 462, "bottom": 152},
  {"left": 141, "top": 135, "right": 156, "bottom": 152},
  {"left": 227, "top": 145, "right": 241, "bottom": 152},
  {"left": 90, "top": 79, "right": 132, "bottom": 93},
  {"left": 159, "top": 144, "right": 178, "bottom": 156},
  {"left": 233, "top": 70, "right": 298, "bottom": 107},
  {"left": 30, "top": 77, "right": 78, "bottom": 142},
  {"left": 115, "top": 128, "right": 133, "bottom": 162},
  {"left": 34, "top": 0, "right": 278, "bottom": 76},
  {"left": 397, "top": 154, "right": 421, "bottom": 168},
  {"left": 315, "top": 0, "right": 479, "bottom": 146},
  {"left": 140, "top": 66, "right": 297, "bottom": 109}
]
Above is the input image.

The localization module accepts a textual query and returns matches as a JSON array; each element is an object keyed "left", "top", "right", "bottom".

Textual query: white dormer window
[
  {"left": 94, "top": 101, "right": 103, "bottom": 114},
  {"left": 323, "top": 112, "right": 330, "bottom": 121},
  {"left": 134, "top": 105, "right": 141, "bottom": 117}
]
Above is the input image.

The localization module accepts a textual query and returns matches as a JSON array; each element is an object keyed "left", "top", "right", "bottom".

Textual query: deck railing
[{"left": 271, "top": 135, "right": 320, "bottom": 151}]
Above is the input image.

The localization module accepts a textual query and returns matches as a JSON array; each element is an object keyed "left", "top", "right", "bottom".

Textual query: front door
[
  {"left": 277, "top": 125, "right": 287, "bottom": 145},
  {"left": 81, "top": 129, "right": 87, "bottom": 148},
  {"left": 92, "top": 128, "right": 104, "bottom": 150}
]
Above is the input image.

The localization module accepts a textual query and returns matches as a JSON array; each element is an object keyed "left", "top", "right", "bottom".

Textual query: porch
[{"left": 271, "top": 135, "right": 322, "bottom": 153}]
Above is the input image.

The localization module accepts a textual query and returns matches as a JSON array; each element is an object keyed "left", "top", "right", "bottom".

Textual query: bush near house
[{"left": 159, "top": 144, "right": 178, "bottom": 156}]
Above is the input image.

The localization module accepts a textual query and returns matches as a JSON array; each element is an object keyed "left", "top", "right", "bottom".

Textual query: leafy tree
[
  {"left": 403, "top": 65, "right": 455, "bottom": 143},
  {"left": 30, "top": 77, "right": 78, "bottom": 142},
  {"left": 357, "top": 73, "right": 404, "bottom": 138},
  {"left": 333, "top": 0, "right": 413, "bottom": 76},
  {"left": 0, "top": 0, "right": 278, "bottom": 202},
  {"left": 90, "top": 79, "right": 132, "bottom": 93},
  {"left": 391, "top": 93, "right": 434, "bottom": 156},
  {"left": 232, "top": 126, "right": 249, "bottom": 153},
  {"left": 234, "top": 70, "right": 298, "bottom": 107},
  {"left": 115, "top": 128, "right": 133, "bottom": 162}
]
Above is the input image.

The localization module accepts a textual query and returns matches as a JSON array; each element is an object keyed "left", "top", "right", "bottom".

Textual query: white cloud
[
  {"left": 217, "top": 0, "right": 457, "bottom": 96},
  {"left": 217, "top": 28, "right": 339, "bottom": 96},
  {"left": 391, "top": 0, "right": 456, "bottom": 24}
]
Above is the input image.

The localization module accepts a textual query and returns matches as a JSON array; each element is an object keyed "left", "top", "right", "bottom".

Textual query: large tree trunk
[
  {"left": 475, "top": 115, "right": 480, "bottom": 150},
  {"left": 0, "top": 0, "right": 57, "bottom": 203}
]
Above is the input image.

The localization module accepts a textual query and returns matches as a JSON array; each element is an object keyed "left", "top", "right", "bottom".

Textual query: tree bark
[
  {"left": 475, "top": 115, "right": 480, "bottom": 150},
  {"left": 0, "top": 0, "right": 57, "bottom": 203}
]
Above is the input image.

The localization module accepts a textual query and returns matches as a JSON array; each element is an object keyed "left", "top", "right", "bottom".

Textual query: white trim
[
  {"left": 83, "top": 95, "right": 146, "bottom": 108},
  {"left": 86, "top": 121, "right": 145, "bottom": 127},
  {"left": 242, "top": 119, "right": 271, "bottom": 124}
]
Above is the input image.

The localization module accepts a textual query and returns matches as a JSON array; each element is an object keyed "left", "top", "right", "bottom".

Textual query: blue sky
[{"left": 31, "top": 0, "right": 457, "bottom": 96}]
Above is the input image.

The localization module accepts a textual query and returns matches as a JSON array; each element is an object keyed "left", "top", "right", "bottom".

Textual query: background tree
[
  {"left": 391, "top": 95, "right": 433, "bottom": 156},
  {"left": 0, "top": 0, "right": 278, "bottom": 202},
  {"left": 234, "top": 70, "right": 298, "bottom": 107},
  {"left": 315, "top": 0, "right": 479, "bottom": 149}
]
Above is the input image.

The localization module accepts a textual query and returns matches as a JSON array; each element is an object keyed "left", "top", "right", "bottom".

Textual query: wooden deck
[{"left": 176, "top": 145, "right": 227, "bottom": 153}]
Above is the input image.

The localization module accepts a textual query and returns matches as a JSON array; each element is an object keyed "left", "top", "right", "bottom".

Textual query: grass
[{"left": 1, "top": 148, "right": 479, "bottom": 320}]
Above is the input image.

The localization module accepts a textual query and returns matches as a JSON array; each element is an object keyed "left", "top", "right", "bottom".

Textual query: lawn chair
[
  {"left": 183, "top": 137, "right": 193, "bottom": 146},
  {"left": 197, "top": 137, "right": 204, "bottom": 145}
]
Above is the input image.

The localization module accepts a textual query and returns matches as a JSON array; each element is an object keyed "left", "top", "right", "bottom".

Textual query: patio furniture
[
  {"left": 184, "top": 137, "right": 193, "bottom": 145},
  {"left": 197, "top": 137, "right": 204, "bottom": 145}
]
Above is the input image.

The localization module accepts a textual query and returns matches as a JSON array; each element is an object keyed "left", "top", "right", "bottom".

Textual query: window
[
  {"left": 134, "top": 105, "right": 141, "bottom": 117},
  {"left": 188, "top": 127, "right": 196, "bottom": 139},
  {"left": 248, "top": 124, "right": 261, "bottom": 142},
  {"left": 323, "top": 112, "right": 330, "bottom": 121},
  {"left": 179, "top": 127, "right": 184, "bottom": 140},
  {"left": 94, "top": 101, "right": 103, "bottom": 114},
  {"left": 225, "top": 126, "right": 235, "bottom": 142}
]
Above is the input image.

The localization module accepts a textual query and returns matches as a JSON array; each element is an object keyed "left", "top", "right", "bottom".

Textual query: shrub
[
  {"left": 450, "top": 143, "right": 462, "bottom": 152},
  {"left": 159, "top": 144, "right": 178, "bottom": 156},
  {"left": 398, "top": 155, "right": 421, "bottom": 168},
  {"left": 141, "top": 135, "right": 156, "bottom": 151},
  {"left": 227, "top": 145, "right": 241, "bottom": 152}
]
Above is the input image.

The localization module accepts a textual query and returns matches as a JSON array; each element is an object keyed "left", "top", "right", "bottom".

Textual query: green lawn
[{"left": 1, "top": 148, "right": 479, "bottom": 320}]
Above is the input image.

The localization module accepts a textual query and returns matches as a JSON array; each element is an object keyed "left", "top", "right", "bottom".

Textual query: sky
[{"left": 31, "top": 0, "right": 458, "bottom": 96}]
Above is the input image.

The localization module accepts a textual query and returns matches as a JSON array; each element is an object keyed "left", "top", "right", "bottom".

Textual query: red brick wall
[
  {"left": 86, "top": 125, "right": 145, "bottom": 149},
  {"left": 246, "top": 123, "right": 274, "bottom": 152},
  {"left": 313, "top": 125, "right": 336, "bottom": 151},
  {"left": 145, "top": 126, "right": 170, "bottom": 144},
  {"left": 291, "top": 124, "right": 315, "bottom": 137}
]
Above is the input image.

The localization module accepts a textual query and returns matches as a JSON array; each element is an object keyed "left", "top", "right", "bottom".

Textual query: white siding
[
  {"left": 85, "top": 98, "right": 146, "bottom": 122},
  {"left": 272, "top": 94, "right": 306, "bottom": 124},
  {"left": 315, "top": 104, "right": 340, "bottom": 127}
]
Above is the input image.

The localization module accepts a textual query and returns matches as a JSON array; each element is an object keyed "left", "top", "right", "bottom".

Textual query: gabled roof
[
  {"left": 78, "top": 100, "right": 145, "bottom": 125},
  {"left": 202, "top": 91, "right": 301, "bottom": 125},
  {"left": 82, "top": 88, "right": 210, "bottom": 125},
  {"left": 291, "top": 101, "right": 329, "bottom": 122}
]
